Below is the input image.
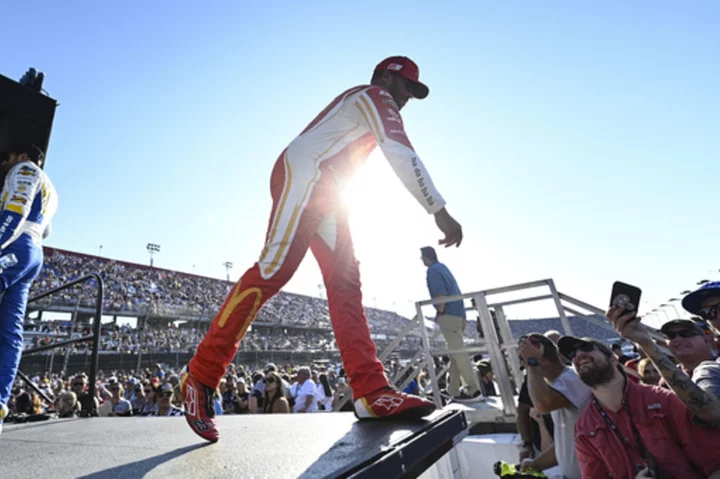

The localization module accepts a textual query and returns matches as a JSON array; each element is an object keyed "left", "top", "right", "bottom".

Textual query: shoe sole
[
  {"left": 183, "top": 412, "right": 220, "bottom": 443},
  {"left": 355, "top": 403, "right": 436, "bottom": 421}
]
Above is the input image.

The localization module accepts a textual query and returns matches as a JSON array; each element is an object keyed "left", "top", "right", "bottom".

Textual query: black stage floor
[{"left": 1, "top": 410, "right": 467, "bottom": 479}]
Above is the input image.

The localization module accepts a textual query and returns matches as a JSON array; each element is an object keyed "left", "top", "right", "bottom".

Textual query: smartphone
[{"left": 610, "top": 282, "right": 642, "bottom": 316}]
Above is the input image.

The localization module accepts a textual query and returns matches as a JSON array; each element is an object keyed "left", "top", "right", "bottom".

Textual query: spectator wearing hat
[
  {"left": 560, "top": 336, "right": 720, "bottom": 479},
  {"left": 609, "top": 304, "right": 720, "bottom": 425},
  {"left": 518, "top": 333, "right": 590, "bottom": 479},
  {"left": 683, "top": 281, "right": 720, "bottom": 352},
  {"left": 150, "top": 383, "right": 183, "bottom": 417},
  {"left": 683, "top": 281, "right": 720, "bottom": 333},
  {"left": 420, "top": 246, "right": 482, "bottom": 402},
  {"left": 54, "top": 391, "right": 79, "bottom": 418}
]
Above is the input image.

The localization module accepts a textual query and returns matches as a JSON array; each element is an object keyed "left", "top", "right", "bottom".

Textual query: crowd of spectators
[
  {"left": 4, "top": 360, "right": 369, "bottom": 421},
  {"left": 23, "top": 321, "right": 431, "bottom": 355},
  {"left": 512, "top": 281, "right": 720, "bottom": 479},
  {"left": 29, "top": 249, "right": 414, "bottom": 335},
  {"left": 24, "top": 249, "right": 720, "bottom": 477}
]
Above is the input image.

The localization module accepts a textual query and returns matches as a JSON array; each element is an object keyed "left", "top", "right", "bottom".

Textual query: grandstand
[
  {"left": 23, "top": 247, "right": 620, "bottom": 369},
  {"left": 30, "top": 247, "right": 411, "bottom": 332}
]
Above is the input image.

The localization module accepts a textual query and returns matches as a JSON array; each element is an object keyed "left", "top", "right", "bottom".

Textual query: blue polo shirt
[{"left": 426, "top": 262, "right": 465, "bottom": 318}]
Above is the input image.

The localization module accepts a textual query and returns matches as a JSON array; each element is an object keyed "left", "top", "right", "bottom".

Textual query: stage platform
[
  {"left": 444, "top": 395, "right": 516, "bottom": 427},
  {"left": 1, "top": 410, "right": 467, "bottom": 479}
]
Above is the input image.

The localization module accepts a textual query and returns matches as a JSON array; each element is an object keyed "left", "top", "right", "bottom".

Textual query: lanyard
[{"left": 592, "top": 394, "right": 661, "bottom": 477}]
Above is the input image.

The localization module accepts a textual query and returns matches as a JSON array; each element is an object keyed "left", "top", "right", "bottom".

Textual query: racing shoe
[
  {"left": 180, "top": 366, "right": 219, "bottom": 443},
  {"left": 354, "top": 387, "right": 436, "bottom": 420}
]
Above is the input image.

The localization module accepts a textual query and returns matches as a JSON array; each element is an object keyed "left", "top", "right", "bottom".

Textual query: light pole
[
  {"left": 223, "top": 262, "right": 233, "bottom": 281},
  {"left": 146, "top": 243, "right": 160, "bottom": 267},
  {"left": 98, "top": 245, "right": 103, "bottom": 257}
]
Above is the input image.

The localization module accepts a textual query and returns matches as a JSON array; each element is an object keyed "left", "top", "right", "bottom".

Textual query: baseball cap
[
  {"left": 557, "top": 336, "right": 601, "bottom": 359},
  {"left": 263, "top": 363, "right": 277, "bottom": 373},
  {"left": 375, "top": 56, "right": 429, "bottom": 99},
  {"left": 682, "top": 281, "right": 720, "bottom": 314},
  {"left": 660, "top": 319, "right": 705, "bottom": 336},
  {"left": 159, "top": 382, "right": 174, "bottom": 393}
]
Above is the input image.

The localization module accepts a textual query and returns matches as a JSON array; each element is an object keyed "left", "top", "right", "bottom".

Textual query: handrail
[{"left": 23, "top": 273, "right": 104, "bottom": 416}]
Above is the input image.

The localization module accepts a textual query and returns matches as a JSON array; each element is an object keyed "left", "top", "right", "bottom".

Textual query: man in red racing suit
[{"left": 182, "top": 56, "right": 464, "bottom": 442}]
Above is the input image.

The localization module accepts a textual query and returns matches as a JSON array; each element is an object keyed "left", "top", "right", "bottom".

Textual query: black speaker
[{"left": 0, "top": 71, "right": 58, "bottom": 168}]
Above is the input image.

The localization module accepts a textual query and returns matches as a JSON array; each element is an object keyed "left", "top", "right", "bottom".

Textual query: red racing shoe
[
  {"left": 180, "top": 366, "right": 219, "bottom": 443},
  {"left": 354, "top": 387, "right": 436, "bottom": 420}
]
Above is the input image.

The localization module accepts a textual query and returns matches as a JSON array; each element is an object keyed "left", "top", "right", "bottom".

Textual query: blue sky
[{"left": 4, "top": 2, "right": 719, "bottom": 328}]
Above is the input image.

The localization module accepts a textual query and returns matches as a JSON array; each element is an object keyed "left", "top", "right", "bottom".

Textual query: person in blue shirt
[
  {"left": 0, "top": 143, "right": 58, "bottom": 433},
  {"left": 421, "top": 246, "right": 482, "bottom": 402}
]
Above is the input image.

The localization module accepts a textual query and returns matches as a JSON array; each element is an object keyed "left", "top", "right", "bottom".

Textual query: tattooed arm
[
  {"left": 608, "top": 306, "right": 720, "bottom": 424},
  {"left": 641, "top": 341, "right": 720, "bottom": 423}
]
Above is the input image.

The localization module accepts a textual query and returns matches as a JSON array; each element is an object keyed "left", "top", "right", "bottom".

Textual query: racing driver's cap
[{"left": 374, "top": 56, "right": 429, "bottom": 100}]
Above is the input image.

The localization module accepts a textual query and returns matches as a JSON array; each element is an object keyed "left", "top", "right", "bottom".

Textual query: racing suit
[
  {"left": 189, "top": 85, "right": 446, "bottom": 399},
  {"left": 0, "top": 161, "right": 57, "bottom": 407}
]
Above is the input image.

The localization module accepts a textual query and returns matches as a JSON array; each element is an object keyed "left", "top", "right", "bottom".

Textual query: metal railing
[
  {"left": 379, "top": 278, "right": 665, "bottom": 418},
  {"left": 19, "top": 274, "right": 104, "bottom": 415}
]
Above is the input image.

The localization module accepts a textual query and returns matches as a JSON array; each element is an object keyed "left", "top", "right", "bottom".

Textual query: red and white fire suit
[{"left": 189, "top": 84, "right": 446, "bottom": 399}]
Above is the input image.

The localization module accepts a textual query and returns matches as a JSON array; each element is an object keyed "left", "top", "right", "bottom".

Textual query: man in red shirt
[
  {"left": 559, "top": 336, "right": 720, "bottom": 479},
  {"left": 181, "top": 56, "right": 464, "bottom": 442}
]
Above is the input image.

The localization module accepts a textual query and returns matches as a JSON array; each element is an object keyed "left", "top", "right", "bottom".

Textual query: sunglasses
[
  {"left": 72, "top": 383, "right": 84, "bottom": 387},
  {"left": 159, "top": 391, "right": 173, "bottom": 398},
  {"left": 665, "top": 329, "right": 702, "bottom": 340},
  {"left": 697, "top": 305, "right": 720, "bottom": 320},
  {"left": 143, "top": 389, "right": 152, "bottom": 394},
  {"left": 567, "top": 343, "right": 595, "bottom": 360},
  {"left": 264, "top": 377, "right": 276, "bottom": 384}
]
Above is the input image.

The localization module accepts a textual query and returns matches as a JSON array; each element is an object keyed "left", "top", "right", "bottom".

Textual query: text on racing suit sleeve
[{"left": 354, "top": 86, "right": 446, "bottom": 215}]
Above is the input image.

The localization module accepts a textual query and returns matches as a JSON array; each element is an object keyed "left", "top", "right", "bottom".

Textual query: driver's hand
[{"left": 434, "top": 208, "right": 463, "bottom": 247}]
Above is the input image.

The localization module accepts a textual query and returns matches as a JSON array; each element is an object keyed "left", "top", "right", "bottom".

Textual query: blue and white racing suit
[{"left": 0, "top": 161, "right": 57, "bottom": 407}]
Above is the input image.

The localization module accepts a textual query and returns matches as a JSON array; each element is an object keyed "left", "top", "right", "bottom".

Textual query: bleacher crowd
[
  {"left": 30, "top": 249, "right": 410, "bottom": 334},
  {"left": 17, "top": 248, "right": 720, "bottom": 477},
  {"left": 5, "top": 357, "right": 450, "bottom": 420}
]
